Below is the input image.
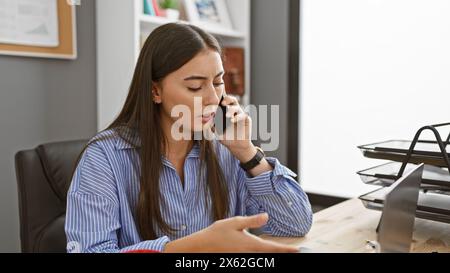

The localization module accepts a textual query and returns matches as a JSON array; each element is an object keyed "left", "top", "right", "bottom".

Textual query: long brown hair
[{"left": 75, "top": 23, "right": 230, "bottom": 240}]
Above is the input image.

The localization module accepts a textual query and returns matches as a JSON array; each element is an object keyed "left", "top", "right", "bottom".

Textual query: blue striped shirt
[{"left": 65, "top": 129, "right": 313, "bottom": 253}]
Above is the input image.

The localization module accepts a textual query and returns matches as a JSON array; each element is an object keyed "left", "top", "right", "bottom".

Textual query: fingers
[
  {"left": 231, "top": 112, "right": 249, "bottom": 123},
  {"left": 212, "top": 214, "right": 300, "bottom": 253},
  {"left": 221, "top": 94, "right": 239, "bottom": 107},
  {"left": 220, "top": 94, "right": 248, "bottom": 123},
  {"left": 225, "top": 105, "right": 242, "bottom": 118},
  {"left": 228, "top": 213, "right": 269, "bottom": 230}
]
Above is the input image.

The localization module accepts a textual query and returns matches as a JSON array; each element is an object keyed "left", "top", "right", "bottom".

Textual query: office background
[
  {"left": 0, "top": 0, "right": 294, "bottom": 252},
  {"left": 1, "top": 0, "right": 449, "bottom": 252}
]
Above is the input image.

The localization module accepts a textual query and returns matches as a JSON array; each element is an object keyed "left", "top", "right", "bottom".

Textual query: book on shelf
[
  {"left": 144, "top": 0, "right": 181, "bottom": 19},
  {"left": 223, "top": 47, "right": 245, "bottom": 96},
  {"left": 144, "top": 0, "right": 164, "bottom": 17},
  {"left": 152, "top": 0, "right": 162, "bottom": 16},
  {"left": 143, "top": 0, "right": 156, "bottom": 16}
]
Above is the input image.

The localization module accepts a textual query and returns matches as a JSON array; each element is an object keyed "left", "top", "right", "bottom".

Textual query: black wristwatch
[{"left": 239, "top": 147, "right": 265, "bottom": 172}]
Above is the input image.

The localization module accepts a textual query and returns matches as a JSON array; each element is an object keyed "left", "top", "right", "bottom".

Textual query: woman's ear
[{"left": 152, "top": 82, "right": 162, "bottom": 104}]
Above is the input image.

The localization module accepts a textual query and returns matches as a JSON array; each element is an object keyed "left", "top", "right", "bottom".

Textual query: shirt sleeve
[
  {"left": 65, "top": 142, "right": 170, "bottom": 253},
  {"left": 238, "top": 157, "right": 313, "bottom": 237}
]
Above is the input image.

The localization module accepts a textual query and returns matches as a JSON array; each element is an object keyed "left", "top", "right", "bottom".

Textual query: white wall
[
  {"left": 96, "top": 0, "right": 136, "bottom": 130},
  {"left": 300, "top": 0, "right": 450, "bottom": 198}
]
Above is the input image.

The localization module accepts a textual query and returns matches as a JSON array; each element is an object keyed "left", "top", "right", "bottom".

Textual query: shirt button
[
  {"left": 181, "top": 224, "right": 187, "bottom": 230},
  {"left": 287, "top": 201, "right": 293, "bottom": 207}
]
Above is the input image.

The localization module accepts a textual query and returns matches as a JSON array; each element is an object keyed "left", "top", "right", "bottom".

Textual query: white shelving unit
[
  {"left": 139, "top": 14, "right": 245, "bottom": 38},
  {"left": 96, "top": 0, "right": 251, "bottom": 130}
]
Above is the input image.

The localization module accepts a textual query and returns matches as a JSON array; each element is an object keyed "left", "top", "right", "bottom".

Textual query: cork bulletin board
[{"left": 0, "top": 0, "right": 77, "bottom": 59}]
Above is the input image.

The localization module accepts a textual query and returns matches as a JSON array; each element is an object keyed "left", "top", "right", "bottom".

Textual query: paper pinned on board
[{"left": 0, "top": 0, "right": 59, "bottom": 47}]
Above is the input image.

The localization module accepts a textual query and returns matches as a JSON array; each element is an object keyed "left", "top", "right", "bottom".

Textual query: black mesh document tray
[
  {"left": 358, "top": 140, "right": 450, "bottom": 167},
  {"left": 359, "top": 187, "right": 450, "bottom": 223},
  {"left": 357, "top": 162, "right": 450, "bottom": 191}
]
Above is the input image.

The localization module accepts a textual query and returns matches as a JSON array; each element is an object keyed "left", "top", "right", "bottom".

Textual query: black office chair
[{"left": 15, "top": 140, "right": 88, "bottom": 253}]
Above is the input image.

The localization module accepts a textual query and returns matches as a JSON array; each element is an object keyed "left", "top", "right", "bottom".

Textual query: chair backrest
[{"left": 15, "top": 139, "right": 87, "bottom": 253}]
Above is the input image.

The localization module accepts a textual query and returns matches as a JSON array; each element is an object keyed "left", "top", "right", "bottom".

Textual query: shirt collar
[
  {"left": 114, "top": 127, "right": 140, "bottom": 150},
  {"left": 161, "top": 141, "right": 200, "bottom": 170}
]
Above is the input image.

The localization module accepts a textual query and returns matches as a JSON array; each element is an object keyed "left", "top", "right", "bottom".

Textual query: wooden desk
[{"left": 263, "top": 198, "right": 450, "bottom": 253}]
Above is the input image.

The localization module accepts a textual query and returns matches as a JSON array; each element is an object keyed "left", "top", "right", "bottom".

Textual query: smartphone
[{"left": 214, "top": 95, "right": 232, "bottom": 135}]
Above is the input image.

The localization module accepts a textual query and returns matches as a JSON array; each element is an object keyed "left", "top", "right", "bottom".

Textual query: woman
[{"left": 65, "top": 23, "right": 312, "bottom": 253}]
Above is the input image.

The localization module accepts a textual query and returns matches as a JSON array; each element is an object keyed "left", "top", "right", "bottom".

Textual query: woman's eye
[
  {"left": 188, "top": 87, "right": 202, "bottom": 92},
  {"left": 188, "top": 83, "right": 223, "bottom": 91}
]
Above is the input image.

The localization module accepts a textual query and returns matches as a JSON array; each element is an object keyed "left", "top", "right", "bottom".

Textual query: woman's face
[{"left": 155, "top": 49, "right": 225, "bottom": 135}]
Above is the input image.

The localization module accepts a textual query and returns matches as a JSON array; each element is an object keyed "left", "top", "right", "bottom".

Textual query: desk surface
[{"left": 263, "top": 198, "right": 450, "bottom": 253}]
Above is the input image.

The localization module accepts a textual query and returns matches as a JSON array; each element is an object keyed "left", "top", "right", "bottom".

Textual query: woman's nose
[{"left": 203, "top": 87, "right": 220, "bottom": 106}]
